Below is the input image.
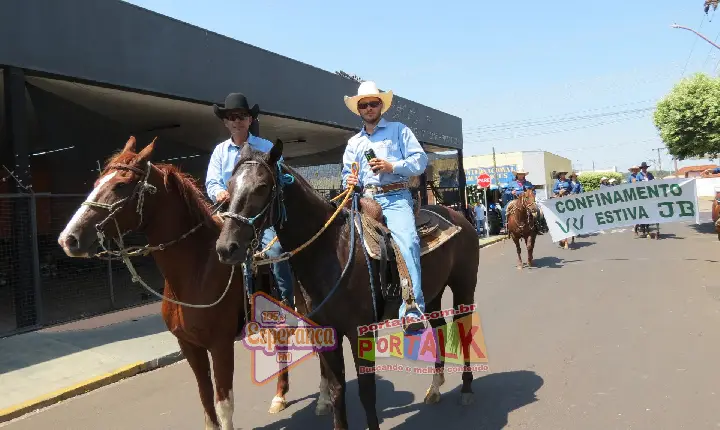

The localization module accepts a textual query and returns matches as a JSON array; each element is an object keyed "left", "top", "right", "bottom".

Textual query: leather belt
[{"left": 364, "top": 182, "right": 408, "bottom": 195}]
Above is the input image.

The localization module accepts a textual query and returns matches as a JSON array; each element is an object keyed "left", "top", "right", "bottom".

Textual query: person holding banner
[
  {"left": 639, "top": 162, "right": 654, "bottom": 181},
  {"left": 627, "top": 165, "right": 644, "bottom": 183},
  {"left": 569, "top": 172, "right": 584, "bottom": 194},
  {"left": 552, "top": 171, "right": 572, "bottom": 197}
]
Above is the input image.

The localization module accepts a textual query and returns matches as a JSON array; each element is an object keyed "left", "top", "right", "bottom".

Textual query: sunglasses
[
  {"left": 357, "top": 101, "right": 381, "bottom": 110},
  {"left": 226, "top": 112, "right": 250, "bottom": 121}
]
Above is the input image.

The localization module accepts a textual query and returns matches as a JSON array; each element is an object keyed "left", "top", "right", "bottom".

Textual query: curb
[
  {"left": 479, "top": 236, "right": 506, "bottom": 248},
  {"left": 0, "top": 350, "right": 185, "bottom": 424}
]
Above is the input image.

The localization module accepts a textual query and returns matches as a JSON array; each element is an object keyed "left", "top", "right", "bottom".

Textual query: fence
[{"left": 0, "top": 193, "right": 163, "bottom": 337}]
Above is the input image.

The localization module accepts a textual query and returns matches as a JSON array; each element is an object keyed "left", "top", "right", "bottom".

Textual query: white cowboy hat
[
  {"left": 601, "top": 176, "right": 608, "bottom": 181},
  {"left": 608, "top": 178, "right": 616, "bottom": 183},
  {"left": 512, "top": 169, "right": 529, "bottom": 175},
  {"left": 628, "top": 165, "right": 640, "bottom": 171},
  {"left": 344, "top": 81, "right": 393, "bottom": 116}
]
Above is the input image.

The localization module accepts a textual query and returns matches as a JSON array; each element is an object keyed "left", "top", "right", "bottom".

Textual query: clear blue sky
[{"left": 124, "top": 0, "right": 720, "bottom": 173}]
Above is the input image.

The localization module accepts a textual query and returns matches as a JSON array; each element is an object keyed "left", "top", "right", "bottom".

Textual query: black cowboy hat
[
  {"left": 639, "top": 161, "right": 651, "bottom": 169},
  {"left": 213, "top": 92, "right": 260, "bottom": 120}
]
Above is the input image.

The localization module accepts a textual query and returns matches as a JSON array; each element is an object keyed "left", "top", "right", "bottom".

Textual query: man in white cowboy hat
[
  {"left": 552, "top": 171, "right": 572, "bottom": 196},
  {"left": 341, "top": 81, "right": 428, "bottom": 334},
  {"left": 627, "top": 165, "right": 643, "bottom": 183},
  {"left": 205, "top": 92, "right": 297, "bottom": 309},
  {"left": 599, "top": 176, "right": 610, "bottom": 188},
  {"left": 608, "top": 178, "right": 617, "bottom": 186}
]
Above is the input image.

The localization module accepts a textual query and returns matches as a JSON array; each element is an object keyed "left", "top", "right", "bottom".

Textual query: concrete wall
[
  {"left": 696, "top": 177, "right": 720, "bottom": 197},
  {"left": 0, "top": 0, "right": 462, "bottom": 150}
]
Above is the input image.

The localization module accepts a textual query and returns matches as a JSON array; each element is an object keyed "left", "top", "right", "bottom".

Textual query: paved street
[{"left": 3, "top": 215, "right": 720, "bottom": 429}]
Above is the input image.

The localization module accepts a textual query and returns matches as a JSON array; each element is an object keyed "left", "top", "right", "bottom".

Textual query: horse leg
[
  {"left": 512, "top": 235, "right": 523, "bottom": 269},
  {"left": 527, "top": 233, "right": 536, "bottom": 267},
  {"left": 349, "top": 333, "right": 380, "bottom": 430},
  {"left": 315, "top": 357, "right": 332, "bottom": 415},
  {"left": 423, "top": 296, "right": 446, "bottom": 405},
  {"left": 319, "top": 347, "right": 349, "bottom": 429},
  {"left": 450, "top": 280, "right": 477, "bottom": 406},
  {"left": 178, "top": 339, "right": 218, "bottom": 429},
  {"left": 269, "top": 363, "right": 289, "bottom": 413},
  {"left": 209, "top": 343, "right": 235, "bottom": 430}
]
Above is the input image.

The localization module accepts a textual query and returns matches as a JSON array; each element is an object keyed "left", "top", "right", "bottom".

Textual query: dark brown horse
[
  {"left": 57, "top": 137, "right": 307, "bottom": 429},
  {"left": 506, "top": 191, "right": 538, "bottom": 269},
  {"left": 214, "top": 140, "right": 480, "bottom": 430}
]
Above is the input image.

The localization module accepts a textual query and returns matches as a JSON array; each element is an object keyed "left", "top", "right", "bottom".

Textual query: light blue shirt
[
  {"left": 205, "top": 134, "right": 278, "bottom": 203},
  {"left": 553, "top": 178, "right": 572, "bottom": 195},
  {"left": 341, "top": 118, "right": 428, "bottom": 188},
  {"left": 627, "top": 172, "right": 644, "bottom": 183},
  {"left": 503, "top": 179, "right": 534, "bottom": 199}
]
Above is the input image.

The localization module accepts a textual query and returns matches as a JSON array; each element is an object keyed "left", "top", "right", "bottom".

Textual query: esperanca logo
[
  {"left": 242, "top": 292, "right": 338, "bottom": 385},
  {"left": 357, "top": 311, "right": 488, "bottom": 365}
]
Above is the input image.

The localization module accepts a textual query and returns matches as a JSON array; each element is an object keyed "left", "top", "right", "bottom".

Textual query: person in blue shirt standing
[
  {"left": 552, "top": 171, "right": 572, "bottom": 196},
  {"left": 205, "top": 92, "right": 296, "bottom": 309},
  {"left": 569, "top": 172, "right": 584, "bottom": 194},
  {"left": 628, "top": 165, "right": 645, "bottom": 183},
  {"left": 639, "top": 162, "right": 654, "bottom": 180},
  {"left": 341, "top": 81, "right": 428, "bottom": 334}
]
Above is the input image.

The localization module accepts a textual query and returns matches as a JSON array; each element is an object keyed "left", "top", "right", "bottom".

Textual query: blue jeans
[
  {"left": 372, "top": 189, "right": 424, "bottom": 318},
  {"left": 475, "top": 218, "right": 484, "bottom": 233},
  {"left": 243, "top": 227, "right": 295, "bottom": 307}
]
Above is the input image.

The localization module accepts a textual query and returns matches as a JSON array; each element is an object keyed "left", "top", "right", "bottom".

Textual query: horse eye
[{"left": 114, "top": 182, "right": 128, "bottom": 190}]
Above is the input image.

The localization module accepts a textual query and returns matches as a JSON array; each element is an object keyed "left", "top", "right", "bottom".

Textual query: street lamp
[{"left": 671, "top": 23, "right": 720, "bottom": 50}]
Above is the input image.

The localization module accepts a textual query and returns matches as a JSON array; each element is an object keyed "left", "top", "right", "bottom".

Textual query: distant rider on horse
[
  {"left": 503, "top": 169, "right": 546, "bottom": 234},
  {"left": 205, "top": 92, "right": 297, "bottom": 309},
  {"left": 341, "top": 81, "right": 428, "bottom": 334}
]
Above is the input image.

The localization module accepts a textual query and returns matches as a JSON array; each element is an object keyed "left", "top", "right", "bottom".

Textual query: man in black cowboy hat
[
  {"left": 205, "top": 92, "right": 296, "bottom": 308},
  {"left": 639, "top": 162, "right": 654, "bottom": 181}
]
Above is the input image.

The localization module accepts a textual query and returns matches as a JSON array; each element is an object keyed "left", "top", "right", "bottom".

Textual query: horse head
[
  {"left": 58, "top": 136, "right": 158, "bottom": 257},
  {"left": 215, "top": 139, "right": 285, "bottom": 265}
]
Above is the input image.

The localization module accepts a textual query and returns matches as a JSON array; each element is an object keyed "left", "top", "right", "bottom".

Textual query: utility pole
[
  {"left": 592, "top": 160, "right": 595, "bottom": 171},
  {"left": 653, "top": 147, "right": 663, "bottom": 172},
  {"left": 491, "top": 147, "right": 500, "bottom": 188},
  {"left": 671, "top": 24, "right": 720, "bottom": 50}
]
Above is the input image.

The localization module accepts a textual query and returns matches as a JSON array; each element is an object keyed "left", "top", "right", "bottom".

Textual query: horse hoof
[
  {"left": 460, "top": 392, "right": 475, "bottom": 406},
  {"left": 268, "top": 396, "right": 287, "bottom": 414},
  {"left": 315, "top": 402, "right": 332, "bottom": 416},
  {"left": 424, "top": 388, "right": 442, "bottom": 404}
]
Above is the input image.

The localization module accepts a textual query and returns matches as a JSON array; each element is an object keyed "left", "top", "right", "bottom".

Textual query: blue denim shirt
[
  {"left": 341, "top": 118, "right": 428, "bottom": 188},
  {"left": 570, "top": 180, "right": 584, "bottom": 194},
  {"left": 205, "top": 134, "right": 278, "bottom": 203},
  {"left": 627, "top": 172, "right": 645, "bottom": 183},
  {"left": 503, "top": 180, "right": 534, "bottom": 200},
  {"left": 553, "top": 179, "right": 573, "bottom": 195}
]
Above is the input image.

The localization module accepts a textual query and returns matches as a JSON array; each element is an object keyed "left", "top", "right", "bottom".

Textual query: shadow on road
[
  {"left": 689, "top": 222, "right": 717, "bottom": 235},
  {"left": 529, "top": 257, "right": 564, "bottom": 268},
  {"left": 253, "top": 370, "right": 543, "bottom": 430},
  {"left": 568, "top": 240, "right": 595, "bottom": 249}
]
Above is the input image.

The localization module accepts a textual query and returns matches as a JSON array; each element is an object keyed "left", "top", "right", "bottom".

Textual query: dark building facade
[{"left": 0, "top": 0, "right": 465, "bottom": 336}]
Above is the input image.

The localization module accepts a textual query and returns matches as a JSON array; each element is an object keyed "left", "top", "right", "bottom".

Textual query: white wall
[
  {"left": 696, "top": 177, "right": 720, "bottom": 197},
  {"left": 521, "top": 151, "right": 548, "bottom": 186}
]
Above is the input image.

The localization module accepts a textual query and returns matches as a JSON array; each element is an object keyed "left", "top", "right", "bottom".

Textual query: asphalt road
[{"left": 4, "top": 215, "right": 720, "bottom": 429}]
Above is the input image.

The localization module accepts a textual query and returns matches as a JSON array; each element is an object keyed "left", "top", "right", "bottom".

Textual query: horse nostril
[
  {"left": 65, "top": 234, "right": 80, "bottom": 250},
  {"left": 227, "top": 242, "right": 239, "bottom": 256}
]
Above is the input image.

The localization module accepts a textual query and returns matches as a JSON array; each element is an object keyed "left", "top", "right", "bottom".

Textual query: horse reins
[{"left": 84, "top": 160, "right": 235, "bottom": 309}]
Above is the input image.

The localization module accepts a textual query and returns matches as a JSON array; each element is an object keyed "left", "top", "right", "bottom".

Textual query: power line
[{"left": 680, "top": 15, "right": 707, "bottom": 78}]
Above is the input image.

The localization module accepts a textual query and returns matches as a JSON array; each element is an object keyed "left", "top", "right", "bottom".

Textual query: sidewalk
[
  {"left": 0, "top": 305, "right": 183, "bottom": 424},
  {"left": 479, "top": 234, "right": 506, "bottom": 248}
]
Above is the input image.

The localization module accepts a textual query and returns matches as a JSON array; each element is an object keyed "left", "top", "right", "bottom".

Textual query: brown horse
[
  {"left": 57, "top": 137, "right": 308, "bottom": 429},
  {"left": 506, "top": 191, "right": 538, "bottom": 269},
  {"left": 214, "top": 140, "right": 480, "bottom": 430}
]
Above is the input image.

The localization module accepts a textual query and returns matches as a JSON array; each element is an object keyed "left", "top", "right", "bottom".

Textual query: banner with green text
[{"left": 537, "top": 178, "right": 699, "bottom": 242}]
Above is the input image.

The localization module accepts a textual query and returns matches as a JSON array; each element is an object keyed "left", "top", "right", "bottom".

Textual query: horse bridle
[
  {"left": 217, "top": 159, "right": 290, "bottom": 255},
  {"left": 82, "top": 161, "right": 158, "bottom": 244}
]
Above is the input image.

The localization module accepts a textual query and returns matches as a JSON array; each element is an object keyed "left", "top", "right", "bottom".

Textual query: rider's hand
[
  {"left": 512, "top": 190, "right": 517, "bottom": 195},
  {"left": 216, "top": 190, "right": 230, "bottom": 203},
  {"left": 369, "top": 158, "right": 393, "bottom": 174},
  {"left": 346, "top": 172, "right": 359, "bottom": 187}
]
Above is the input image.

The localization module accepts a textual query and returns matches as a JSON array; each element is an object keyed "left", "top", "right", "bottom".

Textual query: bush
[{"left": 577, "top": 172, "right": 625, "bottom": 192}]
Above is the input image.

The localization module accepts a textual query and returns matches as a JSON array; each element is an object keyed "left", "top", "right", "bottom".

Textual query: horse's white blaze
[
  {"left": 59, "top": 171, "right": 117, "bottom": 244},
  {"left": 215, "top": 390, "right": 234, "bottom": 430},
  {"left": 234, "top": 169, "right": 248, "bottom": 192}
]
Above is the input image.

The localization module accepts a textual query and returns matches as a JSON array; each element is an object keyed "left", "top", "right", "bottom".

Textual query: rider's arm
[
  {"left": 552, "top": 181, "right": 560, "bottom": 194},
  {"left": 205, "top": 144, "right": 225, "bottom": 203},
  {"left": 390, "top": 125, "right": 428, "bottom": 177},
  {"left": 341, "top": 140, "right": 359, "bottom": 188}
]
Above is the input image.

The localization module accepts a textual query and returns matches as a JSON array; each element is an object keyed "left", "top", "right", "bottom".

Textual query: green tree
[{"left": 653, "top": 73, "right": 720, "bottom": 160}]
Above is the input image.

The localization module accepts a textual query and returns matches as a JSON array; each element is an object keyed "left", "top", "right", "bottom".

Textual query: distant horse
[
  {"left": 57, "top": 137, "right": 308, "bottom": 430},
  {"left": 506, "top": 191, "right": 538, "bottom": 269},
  {"left": 214, "top": 140, "right": 480, "bottom": 430}
]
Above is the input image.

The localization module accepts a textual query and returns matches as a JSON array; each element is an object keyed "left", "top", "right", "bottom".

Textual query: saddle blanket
[{"left": 355, "top": 208, "right": 462, "bottom": 261}]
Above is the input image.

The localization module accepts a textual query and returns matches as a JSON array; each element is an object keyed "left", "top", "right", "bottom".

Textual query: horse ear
[
  {"left": 269, "top": 139, "right": 284, "bottom": 164},
  {"left": 123, "top": 136, "right": 137, "bottom": 153},
  {"left": 136, "top": 137, "right": 157, "bottom": 163}
]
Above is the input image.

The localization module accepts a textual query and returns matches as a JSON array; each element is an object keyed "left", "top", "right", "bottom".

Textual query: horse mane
[{"left": 101, "top": 150, "right": 216, "bottom": 228}]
